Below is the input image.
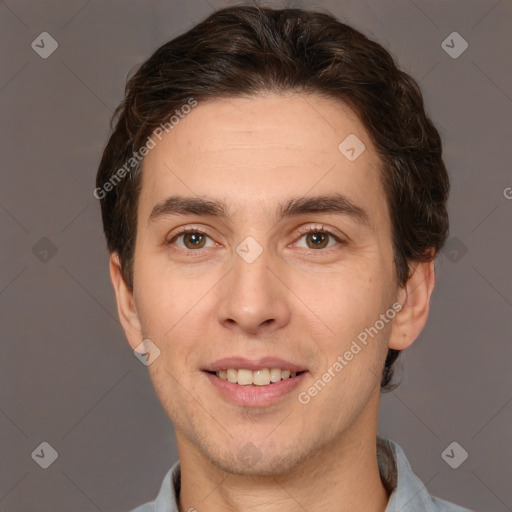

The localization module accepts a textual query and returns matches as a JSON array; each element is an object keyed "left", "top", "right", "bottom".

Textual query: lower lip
[{"left": 203, "top": 371, "right": 307, "bottom": 407}]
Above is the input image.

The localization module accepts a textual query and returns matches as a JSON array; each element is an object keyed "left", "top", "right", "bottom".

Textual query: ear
[
  {"left": 109, "top": 252, "right": 143, "bottom": 350},
  {"left": 388, "top": 257, "right": 436, "bottom": 350}
]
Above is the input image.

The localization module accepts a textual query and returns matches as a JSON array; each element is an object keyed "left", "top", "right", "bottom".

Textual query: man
[{"left": 96, "top": 5, "right": 473, "bottom": 511}]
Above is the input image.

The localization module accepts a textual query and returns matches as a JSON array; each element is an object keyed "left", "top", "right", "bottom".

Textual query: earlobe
[
  {"left": 388, "top": 258, "right": 436, "bottom": 351},
  {"left": 109, "top": 253, "right": 143, "bottom": 349}
]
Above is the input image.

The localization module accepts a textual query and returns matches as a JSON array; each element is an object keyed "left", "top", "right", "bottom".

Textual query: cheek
[
  {"left": 302, "top": 260, "right": 395, "bottom": 387},
  {"left": 309, "top": 264, "right": 390, "bottom": 333},
  {"left": 132, "top": 248, "right": 206, "bottom": 334},
  {"left": 132, "top": 261, "right": 217, "bottom": 382}
]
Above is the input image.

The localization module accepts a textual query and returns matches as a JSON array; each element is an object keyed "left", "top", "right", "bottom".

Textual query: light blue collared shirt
[{"left": 130, "top": 437, "right": 474, "bottom": 511}]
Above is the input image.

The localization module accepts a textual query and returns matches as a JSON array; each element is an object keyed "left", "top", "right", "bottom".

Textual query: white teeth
[
  {"left": 253, "top": 369, "right": 271, "bottom": 386},
  {"left": 214, "top": 368, "right": 301, "bottom": 386},
  {"left": 237, "top": 369, "right": 253, "bottom": 385},
  {"left": 270, "top": 368, "right": 282, "bottom": 382}
]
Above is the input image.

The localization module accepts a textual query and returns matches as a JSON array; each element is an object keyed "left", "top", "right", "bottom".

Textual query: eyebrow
[{"left": 147, "top": 193, "right": 370, "bottom": 227}]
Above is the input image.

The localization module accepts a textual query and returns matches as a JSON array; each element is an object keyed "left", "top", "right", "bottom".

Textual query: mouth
[
  {"left": 202, "top": 357, "right": 308, "bottom": 407},
  {"left": 205, "top": 368, "right": 307, "bottom": 386}
]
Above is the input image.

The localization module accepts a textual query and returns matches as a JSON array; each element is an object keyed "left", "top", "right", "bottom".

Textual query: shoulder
[
  {"left": 431, "top": 496, "right": 475, "bottom": 512},
  {"left": 129, "top": 502, "right": 156, "bottom": 512},
  {"left": 127, "top": 461, "right": 180, "bottom": 512},
  {"left": 379, "top": 436, "right": 475, "bottom": 512}
]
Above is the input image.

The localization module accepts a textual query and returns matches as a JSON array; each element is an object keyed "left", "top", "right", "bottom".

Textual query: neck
[{"left": 177, "top": 393, "right": 389, "bottom": 512}]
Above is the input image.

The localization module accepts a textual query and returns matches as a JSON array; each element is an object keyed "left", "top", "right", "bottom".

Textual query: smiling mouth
[{"left": 206, "top": 368, "right": 306, "bottom": 386}]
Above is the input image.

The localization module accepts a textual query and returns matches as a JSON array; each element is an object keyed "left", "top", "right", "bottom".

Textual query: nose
[{"left": 216, "top": 243, "right": 292, "bottom": 336}]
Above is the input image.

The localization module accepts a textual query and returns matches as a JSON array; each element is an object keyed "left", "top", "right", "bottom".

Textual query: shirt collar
[{"left": 378, "top": 436, "right": 447, "bottom": 511}]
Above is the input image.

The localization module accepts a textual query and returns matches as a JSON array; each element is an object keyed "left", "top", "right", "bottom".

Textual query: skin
[{"left": 110, "top": 93, "right": 435, "bottom": 512}]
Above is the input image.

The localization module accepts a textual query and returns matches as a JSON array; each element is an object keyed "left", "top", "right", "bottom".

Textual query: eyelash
[{"left": 166, "top": 224, "right": 345, "bottom": 256}]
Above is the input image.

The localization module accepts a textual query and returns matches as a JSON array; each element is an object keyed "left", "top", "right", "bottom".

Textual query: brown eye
[
  {"left": 167, "top": 228, "right": 215, "bottom": 252},
  {"left": 294, "top": 227, "right": 342, "bottom": 251},
  {"left": 305, "top": 232, "right": 330, "bottom": 249},
  {"left": 182, "top": 232, "right": 207, "bottom": 249}
]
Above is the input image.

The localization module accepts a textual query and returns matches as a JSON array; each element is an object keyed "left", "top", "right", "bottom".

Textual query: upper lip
[{"left": 203, "top": 357, "right": 307, "bottom": 373}]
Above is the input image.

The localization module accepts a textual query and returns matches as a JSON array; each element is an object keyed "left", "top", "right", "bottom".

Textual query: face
[{"left": 113, "top": 93, "right": 418, "bottom": 476}]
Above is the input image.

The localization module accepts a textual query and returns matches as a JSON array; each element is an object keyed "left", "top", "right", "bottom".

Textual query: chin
[
  {"left": 217, "top": 452, "right": 303, "bottom": 477},
  {"left": 202, "top": 437, "right": 313, "bottom": 478}
]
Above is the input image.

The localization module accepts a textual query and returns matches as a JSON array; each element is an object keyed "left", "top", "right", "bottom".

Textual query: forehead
[
  {"left": 155, "top": 94, "right": 370, "bottom": 165},
  {"left": 138, "top": 93, "right": 386, "bottom": 222}
]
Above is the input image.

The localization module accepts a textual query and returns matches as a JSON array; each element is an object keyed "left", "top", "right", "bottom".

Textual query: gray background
[{"left": 1, "top": 0, "right": 511, "bottom": 510}]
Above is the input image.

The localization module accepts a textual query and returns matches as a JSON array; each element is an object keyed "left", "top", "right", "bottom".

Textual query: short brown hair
[{"left": 96, "top": 5, "right": 449, "bottom": 391}]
